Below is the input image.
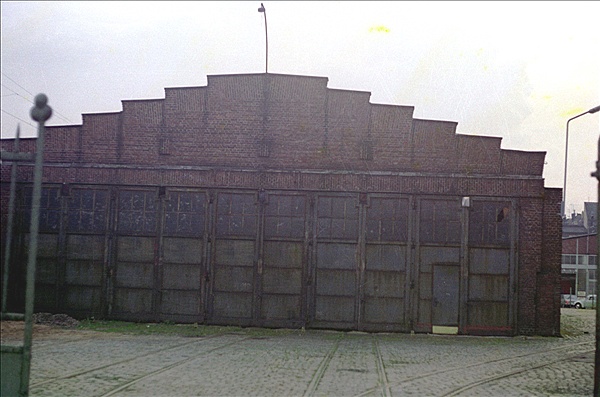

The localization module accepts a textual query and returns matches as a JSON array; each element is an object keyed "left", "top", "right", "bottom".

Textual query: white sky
[{"left": 1, "top": 1, "right": 599, "bottom": 214}]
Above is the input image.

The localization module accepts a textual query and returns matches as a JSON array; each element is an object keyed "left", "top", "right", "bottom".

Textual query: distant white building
[{"left": 561, "top": 233, "right": 597, "bottom": 297}]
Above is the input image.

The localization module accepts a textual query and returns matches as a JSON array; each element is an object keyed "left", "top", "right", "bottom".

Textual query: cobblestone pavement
[{"left": 21, "top": 309, "right": 596, "bottom": 396}]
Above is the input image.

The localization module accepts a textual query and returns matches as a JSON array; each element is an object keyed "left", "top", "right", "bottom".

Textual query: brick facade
[{"left": 0, "top": 73, "right": 561, "bottom": 335}]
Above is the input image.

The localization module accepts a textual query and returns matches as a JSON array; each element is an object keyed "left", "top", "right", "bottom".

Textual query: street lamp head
[
  {"left": 258, "top": 3, "right": 265, "bottom": 12},
  {"left": 562, "top": 103, "right": 600, "bottom": 218}
]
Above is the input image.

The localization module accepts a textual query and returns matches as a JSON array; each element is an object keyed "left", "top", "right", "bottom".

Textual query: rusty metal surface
[
  {"left": 211, "top": 192, "right": 257, "bottom": 324},
  {"left": 432, "top": 265, "right": 460, "bottom": 326},
  {"left": 467, "top": 200, "right": 514, "bottom": 334},
  {"left": 5, "top": 185, "right": 520, "bottom": 335}
]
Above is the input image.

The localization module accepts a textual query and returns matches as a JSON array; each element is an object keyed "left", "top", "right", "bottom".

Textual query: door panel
[
  {"left": 432, "top": 265, "right": 460, "bottom": 326},
  {"left": 362, "top": 197, "right": 409, "bottom": 330},
  {"left": 64, "top": 188, "right": 108, "bottom": 316},
  {"left": 313, "top": 195, "right": 358, "bottom": 329},
  {"left": 315, "top": 243, "right": 356, "bottom": 323},
  {"left": 363, "top": 244, "right": 407, "bottom": 328},
  {"left": 160, "top": 190, "right": 207, "bottom": 322},
  {"left": 467, "top": 200, "right": 513, "bottom": 335},
  {"left": 111, "top": 190, "right": 158, "bottom": 321},
  {"left": 260, "top": 194, "right": 307, "bottom": 325},
  {"left": 212, "top": 239, "right": 255, "bottom": 319},
  {"left": 415, "top": 199, "right": 461, "bottom": 332},
  {"left": 211, "top": 193, "right": 257, "bottom": 323},
  {"left": 261, "top": 241, "right": 303, "bottom": 321}
]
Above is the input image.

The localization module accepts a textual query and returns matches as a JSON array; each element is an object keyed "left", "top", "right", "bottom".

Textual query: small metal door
[{"left": 432, "top": 265, "right": 460, "bottom": 327}]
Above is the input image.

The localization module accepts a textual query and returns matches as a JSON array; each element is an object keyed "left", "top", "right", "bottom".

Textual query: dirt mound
[
  {"left": 2, "top": 313, "right": 81, "bottom": 342},
  {"left": 33, "top": 313, "right": 80, "bottom": 328}
]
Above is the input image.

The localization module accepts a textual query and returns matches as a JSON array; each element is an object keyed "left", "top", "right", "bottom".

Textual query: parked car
[
  {"left": 573, "top": 295, "right": 597, "bottom": 309},
  {"left": 561, "top": 294, "right": 576, "bottom": 307}
]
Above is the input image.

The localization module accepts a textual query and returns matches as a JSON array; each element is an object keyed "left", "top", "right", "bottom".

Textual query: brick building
[
  {"left": 1, "top": 73, "right": 562, "bottom": 336},
  {"left": 561, "top": 233, "right": 598, "bottom": 298}
]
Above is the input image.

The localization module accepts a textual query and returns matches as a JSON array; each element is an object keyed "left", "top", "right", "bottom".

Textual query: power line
[
  {"left": 1, "top": 83, "right": 32, "bottom": 102},
  {"left": 48, "top": 110, "right": 71, "bottom": 124},
  {"left": 1, "top": 102, "right": 72, "bottom": 126},
  {"left": 1, "top": 73, "right": 73, "bottom": 124},
  {"left": 1, "top": 109, "right": 35, "bottom": 128},
  {"left": 1, "top": 72, "right": 34, "bottom": 97}
]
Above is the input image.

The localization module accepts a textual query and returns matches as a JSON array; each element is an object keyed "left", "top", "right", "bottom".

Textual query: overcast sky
[{"left": 1, "top": 1, "right": 599, "bottom": 213}]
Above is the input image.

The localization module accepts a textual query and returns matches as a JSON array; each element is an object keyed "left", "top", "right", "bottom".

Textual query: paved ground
[{"left": 4, "top": 308, "right": 597, "bottom": 396}]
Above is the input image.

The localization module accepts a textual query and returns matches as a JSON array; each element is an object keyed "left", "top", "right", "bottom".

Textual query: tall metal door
[
  {"left": 312, "top": 195, "right": 359, "bottom": 329},
  {"left": 24, "top": 186, "right": 61, "bottom": 313},
  {"left": 112, "top": 189, "right": 159, "bottom": 322},
  {"left": 210, "top": 192, "right": 258, "bottom": 325},
  {"left": 159, "top": 189, "right": 207, "bottom": 323},
  {"left": 64, "top": 187, "right": 109, "bottom": 319},
  {"left": 362, "top": 196, "right": 410, "bottom": 332},
  {"left": 414, "top": 198, "right": 462, "bottom": 333},
  {"left": 260, "top": 193, "right": 307, "bottom": 328},
  {"left": 466, "top": 199, "right": 514, "bottom": 335}
]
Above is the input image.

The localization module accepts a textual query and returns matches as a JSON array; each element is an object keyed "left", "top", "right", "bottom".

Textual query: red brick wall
[
  {"left": 0, "top": 137, "right": 36, "bottom": 155},
  {"left": 2, "top": 73, "right": 547, "bottom": 178},
  {"left": 81, "top": 113, "right": 120, "bottom": 163},
  {"left": 0, "top": 72, "right": 554, "bottom": 212},
  {"left": 517, "top": 197, "right": 543, "bottom": 335},
  {"left": 163, "top": 86, "right": 207, "bottom": 161},
  {"left": 119, "top": 100, "right": 163, "bottom": 165},
  {"left": 537, "top": 188, "right": 563, "bottom": 336},
  {"left": 563, "top": 234, "right": 597, "bottom": 255},
  {"left": 0, "top": 164, "right": 548, "bottom": 199},
  {"left": 370, "top": 104, "right": 414, "bottom": 170},
  {"left": 456, "top": 135, "right": 502, "bottom": 175},
  {"left": 514, "top": 188, "right": 562, "bottom": 336},
  {"left": 44, "top": 125, "right": 81, "bottom": 163},
  {"left": 412, "top": 119, "right": 458, "bottom": 173},
  {"left": 501, "top": 150, "right": 546, "bottom": 176}
]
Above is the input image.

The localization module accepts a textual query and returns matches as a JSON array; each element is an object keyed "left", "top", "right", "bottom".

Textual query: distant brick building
[{"left": 1, "top": 73, "right": 562, "bottom": 336}]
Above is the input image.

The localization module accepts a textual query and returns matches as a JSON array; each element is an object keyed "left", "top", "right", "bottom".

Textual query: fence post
[
  {"left": 592, "top": 136, "right": 599, "bottom": 397},
  {"left": 20, "top": 94, "right": 52, "bottom": 395}
]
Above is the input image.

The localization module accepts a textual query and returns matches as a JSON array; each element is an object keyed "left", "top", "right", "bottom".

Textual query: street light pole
[
  {"left": 258, "top": 3, "right": 268, "bottom": 73},
  {"left": 562, "top": 105, "right": 600, "bottom": 218},
  {"left": 593, "top": 136, "right": 600, "bottom": 396}
]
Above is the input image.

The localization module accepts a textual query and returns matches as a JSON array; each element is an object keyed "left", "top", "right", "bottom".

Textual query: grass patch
[
  {"left": 77, "top": 311, "right": 592, "bottom": 339},
  {"left": 77, "top": 319, "right": 242, "bottom": 337},
  {"left": 77, "top": 319, "right": 301, "bottom": 338},
  {"left": 560, "top": 308, "right": 594, "bottom": 338},
  {"left": 560, "top": 315, "right": 586, "bottom": 338}
]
